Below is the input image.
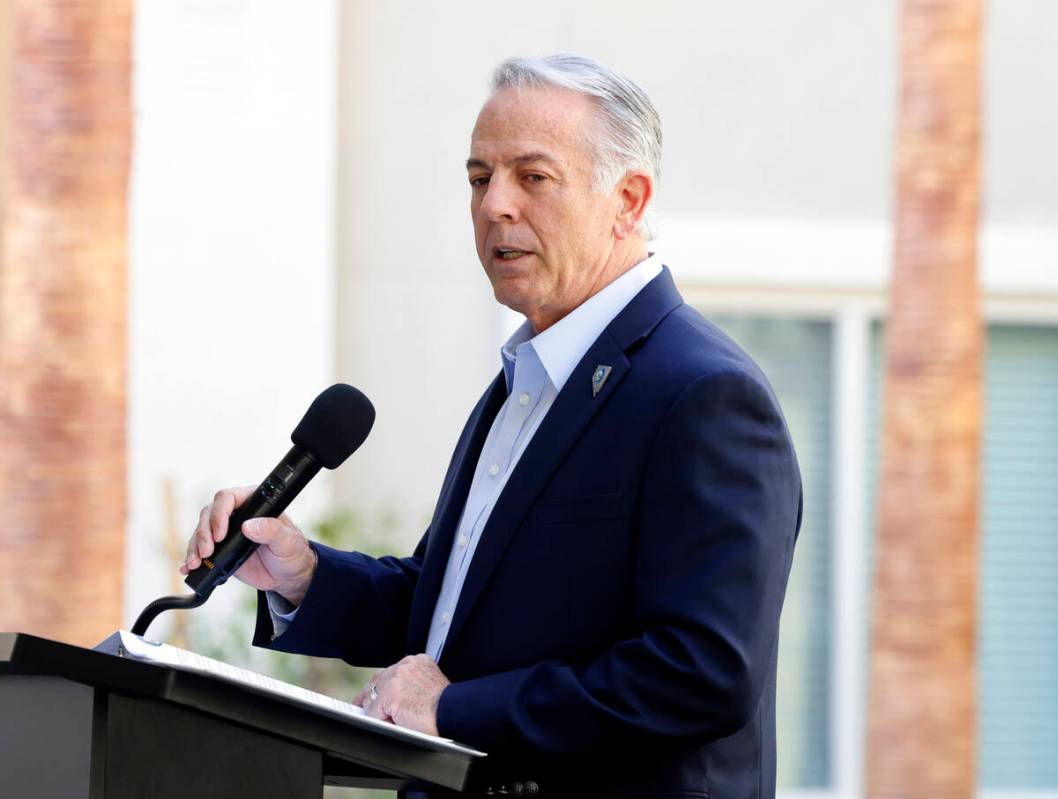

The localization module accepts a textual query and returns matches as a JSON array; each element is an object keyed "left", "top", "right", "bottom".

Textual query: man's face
[{"left": 467, "top": 86, "right": 624, "bottom": 332}]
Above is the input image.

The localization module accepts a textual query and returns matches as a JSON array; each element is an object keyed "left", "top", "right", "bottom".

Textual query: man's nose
[{"left": 479, "top": 176, "right": 519, "bottom": 222}]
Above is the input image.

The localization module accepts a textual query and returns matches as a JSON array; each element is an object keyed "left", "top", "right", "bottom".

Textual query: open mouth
[{"left": 494, "top": 247, "right": 532, "bottom": 261}]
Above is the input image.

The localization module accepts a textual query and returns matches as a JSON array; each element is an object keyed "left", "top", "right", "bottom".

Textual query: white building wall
[
  {"left": 331, "top": 0, "right": 1058, "bottom": 548},
  {"left": 126, "top": 0, "right": 339, "bottom": 627},
  {"left": 122, "top": 1, "right": 1058, "bottom": 791}
]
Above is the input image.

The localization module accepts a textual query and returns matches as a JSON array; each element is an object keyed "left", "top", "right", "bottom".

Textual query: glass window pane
[
  {"left": 709, "top": 315, "right": 832, "bottom": 789},
  {"left": 978, "top": 325, "right": 1058, "bottom": 788},
  {"left": 867, "top": 323, "right": 1058, "bottom": 789}
]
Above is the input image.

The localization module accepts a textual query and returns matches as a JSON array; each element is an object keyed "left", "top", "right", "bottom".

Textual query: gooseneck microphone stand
[
  {"left": 132, "top": 593, "right": 209, "bottom": 636},
  {"left": 128, "top": 383, "right": 375, "bottom": 638},
  {"left": 129, "top": 446, "right": 319, "bottom": 638}
]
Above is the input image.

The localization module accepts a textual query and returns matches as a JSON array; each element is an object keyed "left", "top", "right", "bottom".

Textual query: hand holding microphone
[
  {"left": 132, "top": 383, "right": 374, "bottom": 636},
  {"left": 179, "top": 486, "right": 317, "bottom": 606}
]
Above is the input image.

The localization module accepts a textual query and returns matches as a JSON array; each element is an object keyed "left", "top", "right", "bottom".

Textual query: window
[
  {"left": 868, "top": 323, "right": 1058, "bottom": 790},
  {"left": 708, "top": 311, "right": 1058, "bottom": 795},
  {"left": 710, "top": 316, "right": 833, "bottom": 789}
]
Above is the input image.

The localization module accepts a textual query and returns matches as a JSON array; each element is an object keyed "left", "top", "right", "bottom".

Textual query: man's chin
[
  {"left": 488, "top": 273, "right": 536, "bottom": 309},
  {"left": 493, "top": 290, "right": 534, "bottom": 317}
]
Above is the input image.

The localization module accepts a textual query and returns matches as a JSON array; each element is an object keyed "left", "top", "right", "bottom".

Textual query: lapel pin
[{"left": 591, "top": 365, "right": 613, "bottom": 398}]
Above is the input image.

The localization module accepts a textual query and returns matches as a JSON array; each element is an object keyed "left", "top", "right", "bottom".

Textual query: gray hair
[{"left": 490, "top": 54, "right": 662, "bottom": 240}]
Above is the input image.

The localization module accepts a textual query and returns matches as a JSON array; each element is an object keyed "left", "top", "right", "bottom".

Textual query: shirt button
[
  {"left": 519, "top": 393, "right": 530, "bottom": 406},
  {"left": 441, "top": 611, "right": 451, "bottom": 623},
  {"left": 458, "top": 535, "right": 468, "bottom": 547},
  {"left": 488, "top": 463, "right": 500, "bottom": 476}
]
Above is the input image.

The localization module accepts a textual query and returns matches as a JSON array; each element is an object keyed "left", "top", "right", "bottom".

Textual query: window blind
[
  {"left": 710, "top": 315, "right": 832, "bottom": 789},
  {"left": 868, "top": 323, "right": 1058, "bottom": 789}
]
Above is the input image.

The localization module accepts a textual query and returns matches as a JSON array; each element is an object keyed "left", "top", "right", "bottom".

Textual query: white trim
[
  {"left": 677, "top": 283, "right": 1058, "bottom": 328},
  {"left": 679, "top": 283, "right": 1058, "bottom": 327},
  {"left": 680, "top": 285, "right": 884, "bottom": 319},
  {"left": 657, "top": 217, "right": 1058, "bottom": 298},
  {"left": 830, "top": 309, "right": 870, "bottom": 799},
  {"left": 983, "top": 297, "right": 1058, "bottom": 324},
  {"left": 658, "top": 217, "right": 890, "bottom": 291}
]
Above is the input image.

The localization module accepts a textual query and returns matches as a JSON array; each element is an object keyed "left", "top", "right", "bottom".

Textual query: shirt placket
[
  {"left": 430, "top": 346, "right": 547, "bottom": 659},
  {"left": 455, "top": 350, "right": 543, "bottom": 575}
]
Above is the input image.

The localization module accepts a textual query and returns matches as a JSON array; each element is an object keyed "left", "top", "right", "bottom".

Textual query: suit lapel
[
  {"left": 440, "top": 331, "right": 632, "bottom": 654},
  {"left": 406, "top": 374, "right": 506, "bottom": 651},
  {"left": 441, "top": 267, "right": 684, "bottom": 653},
  {"left": 424, "top": 267, "right": 685, "bottom": 657}
]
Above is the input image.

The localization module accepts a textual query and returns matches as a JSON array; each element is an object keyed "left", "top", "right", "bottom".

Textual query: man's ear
[{"left": 612, "top": 171, "right": 653, "bottom": 239}]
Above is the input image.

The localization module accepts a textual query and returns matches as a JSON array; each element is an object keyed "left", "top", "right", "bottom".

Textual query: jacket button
[
  {"left": 509, "top": 783, "right": 524, "bottom": 796},
  {"left": 524, "top": 782, "right": 539, "bottom": 797}
]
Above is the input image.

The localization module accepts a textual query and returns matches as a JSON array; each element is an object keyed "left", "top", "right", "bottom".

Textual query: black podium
[{"left": 0, "top": 632, "right": 482, "bottom": 798}]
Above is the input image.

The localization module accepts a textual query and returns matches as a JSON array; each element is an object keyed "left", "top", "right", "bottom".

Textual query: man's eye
[
  {"left": 469, "top": 175, "right": 490, "bottom": 187},
  {"left": 524, "top": 173, "right": 547, "bottom": 183}
]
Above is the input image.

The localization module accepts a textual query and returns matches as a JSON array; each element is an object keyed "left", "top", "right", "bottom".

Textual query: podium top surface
[{"left": 0, "top": 631, "right": 478, "bottom": 792}]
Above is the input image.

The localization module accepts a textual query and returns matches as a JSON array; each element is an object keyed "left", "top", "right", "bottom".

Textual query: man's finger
[
  {"left": 185, "top": 531, "right": 198, "bottom": 562},
  {"left": 207, "top": 490, "right": 236, "bottom": 544},
  {"left": 240, "top": 517, "right": 294, "bottom": 549},
  {"left": 206, "top": 485, "right": 257, "bottom": 545},
  {"left": 352, "top": 671, "right": 381, "bottom": 708},
  {"left": 365, "top": 688, "right": 393, "bottom": 722},
  {"left": 360, "top": 666, "right": 395, "bottom": 714},
  {"left": 187, "top": 506, "right": 212, "bottom": 563},
  {"left": 197, "top": 504, "right": 211, "bottom": 535},
  {"left": 183, "top": 486, "right": 257, "bottom": 572}
]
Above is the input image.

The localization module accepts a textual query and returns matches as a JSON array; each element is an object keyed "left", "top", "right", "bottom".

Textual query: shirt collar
[{"left": 500, "top": 254, "right": 663, "bottom": 392}]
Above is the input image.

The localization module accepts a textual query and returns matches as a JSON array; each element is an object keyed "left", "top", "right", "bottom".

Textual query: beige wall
[
  {"left": 330, "top": 0, "right": 903, "bottom": 543},
  {"left": 331, "top": 0, "right": 1058, "bottom": 546},
  {"left": 116, "top": 0, "right": 1058, "bottom": 618},
  {"left": 126, "top": 1, "right": 339, "bottom": 624}
]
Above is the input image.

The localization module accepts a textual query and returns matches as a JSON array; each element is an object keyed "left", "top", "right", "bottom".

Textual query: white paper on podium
[{"left": 95, "top": 630, "right": 485, "bottom": 758}]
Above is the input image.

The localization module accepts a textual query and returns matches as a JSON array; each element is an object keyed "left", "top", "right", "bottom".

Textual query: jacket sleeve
[
  {"left": 252, "top": 532, "right": 428, "bottom": 667},
  {"left": 436, "top": 369, "right": 802, "bottom": 753}
]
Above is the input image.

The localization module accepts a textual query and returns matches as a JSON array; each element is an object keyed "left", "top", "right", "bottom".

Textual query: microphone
[
  {"left": 131, "top": 383, "right": 374, "bottom": 636},
  {"left": 184, "top": 383, "right": 375, "bottom": 598}
]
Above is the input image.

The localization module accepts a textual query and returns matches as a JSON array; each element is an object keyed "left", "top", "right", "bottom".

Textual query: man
[{"left": 183, "top": 54, "right": 802, "bottom": 798}]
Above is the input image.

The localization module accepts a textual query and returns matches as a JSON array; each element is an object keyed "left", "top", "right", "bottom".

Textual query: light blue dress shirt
[
  {"left": 269, "top": 255, "right": 664, "bottom": 651},
  {"left": 423, "top": 254, "right": 662, "bottom": 659}
]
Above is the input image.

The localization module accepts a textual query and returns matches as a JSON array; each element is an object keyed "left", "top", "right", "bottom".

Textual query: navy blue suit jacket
[{"left": 256, "top": 268, "right": 802, "bottom": 798}]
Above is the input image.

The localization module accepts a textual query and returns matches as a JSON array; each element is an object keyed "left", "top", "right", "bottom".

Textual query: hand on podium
[
  {"left": 178, "top": 486, "right": 318, "bottom": 607},
  {"left": 353, "top": 653, "right": 451, "bottom": 737}
]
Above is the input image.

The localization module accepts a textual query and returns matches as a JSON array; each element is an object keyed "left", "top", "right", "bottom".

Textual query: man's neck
[
  {"left": 528, "top": 239, "right": 650, "bottom": 334},
  {"left": 591, "top": 238, "right": 650, "bottom": 296}
]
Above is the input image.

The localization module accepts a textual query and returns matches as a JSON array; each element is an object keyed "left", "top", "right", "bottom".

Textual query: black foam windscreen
[{"left": 291, "top": 383, "right": 375, "bottom": 469}]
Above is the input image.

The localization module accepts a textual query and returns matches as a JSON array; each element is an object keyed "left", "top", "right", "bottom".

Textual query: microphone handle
[{"left": 184, "top": 445, "right": 321, "bottom": 598}]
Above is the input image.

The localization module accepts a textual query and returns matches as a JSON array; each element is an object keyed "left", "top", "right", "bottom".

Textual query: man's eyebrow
[
  {"left": 510, "top": 152, "right": 561, "bottom": 168},
  {"left": 465, "top": 152, "right": 561, "bottom": 171}
]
